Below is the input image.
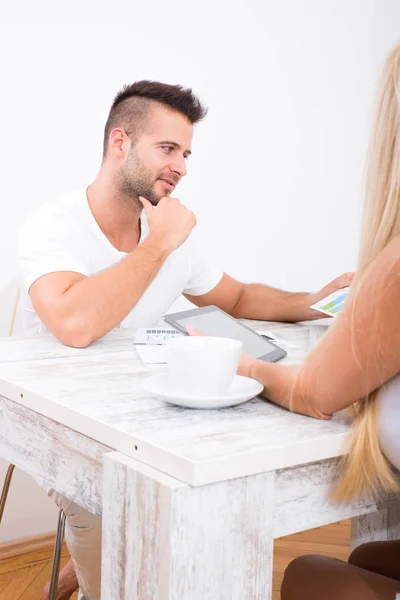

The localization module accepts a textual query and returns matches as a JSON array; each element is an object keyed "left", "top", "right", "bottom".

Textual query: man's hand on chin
[{"left": 305, "top": 272, "right": 354, "bottom": 320}]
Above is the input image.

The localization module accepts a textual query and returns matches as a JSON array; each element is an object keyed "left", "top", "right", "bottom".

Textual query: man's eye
[{"left": 161, "top": 146, "right": 173, "bottom": 153}]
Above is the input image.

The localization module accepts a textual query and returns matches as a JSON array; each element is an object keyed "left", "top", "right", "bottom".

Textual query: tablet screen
[{"left": 166, "top": 308, "right": 285, "bottom": 361}]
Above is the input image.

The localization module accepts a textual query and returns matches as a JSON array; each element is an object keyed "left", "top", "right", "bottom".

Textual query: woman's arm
[{"left": 244, "top": 236, "right": 400, "bottom": 419}]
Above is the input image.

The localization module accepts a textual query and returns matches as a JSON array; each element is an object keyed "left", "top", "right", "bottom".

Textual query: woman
[
  {"left": 240, "top": 41, "right": 400, "bottom": 599},
  {"left": 191, "top": 41, "right": 400, "bottom": 599}
]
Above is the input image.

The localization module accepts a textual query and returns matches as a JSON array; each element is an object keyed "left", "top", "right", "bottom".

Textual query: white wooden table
[{"left": 0, "top": 321, "right": 399, "bottom": 600}]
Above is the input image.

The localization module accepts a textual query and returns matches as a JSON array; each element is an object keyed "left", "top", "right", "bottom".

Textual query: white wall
[{"left": 0, "top": 0, "right": 398, "bottom": 542}]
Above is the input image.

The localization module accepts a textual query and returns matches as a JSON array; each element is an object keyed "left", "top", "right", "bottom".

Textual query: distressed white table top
[{"left": 0, "top": 320, "right": 350, "bottom": 486}]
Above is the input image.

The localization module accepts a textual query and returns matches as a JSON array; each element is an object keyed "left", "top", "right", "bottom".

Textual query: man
[{"left": 18, "top": 81, "right": 351, "bottom": 600}]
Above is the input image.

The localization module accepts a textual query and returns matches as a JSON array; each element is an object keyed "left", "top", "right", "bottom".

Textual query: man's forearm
[
  {"left": 56, "top": 237, "right": 170, "bottom": 346},
  {"left": 232, "top": 283, "right": 314, "bottom": 322}
]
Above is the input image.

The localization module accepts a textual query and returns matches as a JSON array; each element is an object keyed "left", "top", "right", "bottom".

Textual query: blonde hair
[{"left": 333, "top": 42, "right": 400, "bottom": 501}]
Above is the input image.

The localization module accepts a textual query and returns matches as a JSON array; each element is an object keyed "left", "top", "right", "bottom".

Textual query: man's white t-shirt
[{"left": 18, "top": 188, "right": 223, "bottom": 336}]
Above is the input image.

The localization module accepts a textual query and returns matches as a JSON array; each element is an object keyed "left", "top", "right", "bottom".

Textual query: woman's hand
[
  {"left": 186, "top": 326, "right": 331, "bottom": 418},
  {"left": 236, "top": 352, "right": 256, "bottom": 378}
]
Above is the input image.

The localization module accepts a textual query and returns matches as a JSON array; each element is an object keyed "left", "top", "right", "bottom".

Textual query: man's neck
[{"left": 87, "top": 173, "right": 142, "bottom": 253}]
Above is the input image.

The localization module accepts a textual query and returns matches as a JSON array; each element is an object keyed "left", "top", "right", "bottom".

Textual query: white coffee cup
[{"left": 166, "top": 336, "right": 243, "bottom": 396}]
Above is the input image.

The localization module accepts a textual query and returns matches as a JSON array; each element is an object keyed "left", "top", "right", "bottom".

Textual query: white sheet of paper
[{"left": 136, "top": 345, "right": 168, "bottom": 364}]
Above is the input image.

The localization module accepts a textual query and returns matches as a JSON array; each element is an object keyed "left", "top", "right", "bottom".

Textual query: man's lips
[{"left": 158, "top": 177, "right": 178, "bottom": 190}]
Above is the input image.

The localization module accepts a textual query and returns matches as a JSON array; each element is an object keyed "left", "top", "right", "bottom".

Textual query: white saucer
[{"left": 143, "top": 373, "right": 264, "bottom": 409}]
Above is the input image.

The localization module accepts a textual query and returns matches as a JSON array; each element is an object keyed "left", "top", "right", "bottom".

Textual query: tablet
[{"left": 164, "top": 305, "right": 287, "bottom": 363}]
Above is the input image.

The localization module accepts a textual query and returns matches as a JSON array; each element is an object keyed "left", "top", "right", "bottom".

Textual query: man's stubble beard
[{"left": 116, "top": 151, "right": 162, "bottom": 207}]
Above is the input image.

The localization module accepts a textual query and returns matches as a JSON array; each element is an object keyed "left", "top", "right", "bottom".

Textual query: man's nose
[{"left": 170, "top": 156, "right": 187, "bottom": 178}]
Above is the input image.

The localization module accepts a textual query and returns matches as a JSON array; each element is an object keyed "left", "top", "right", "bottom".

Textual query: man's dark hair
[{"left": 102, "top": 80, "right": 207, "bottom": 158}]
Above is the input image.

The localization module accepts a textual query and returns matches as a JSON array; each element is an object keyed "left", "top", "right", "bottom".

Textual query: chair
[{"left": 0, "top": 287, "right": 66, "bottom": 600}]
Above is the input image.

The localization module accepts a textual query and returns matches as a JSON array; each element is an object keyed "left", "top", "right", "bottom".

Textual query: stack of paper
[{"left": 133, "top": 327, "right": 182, "bottom": 364}]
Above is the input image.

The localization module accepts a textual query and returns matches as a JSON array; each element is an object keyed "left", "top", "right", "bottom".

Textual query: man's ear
[{"left": 109, "top": 128, "right": 130, "bottom": 159}]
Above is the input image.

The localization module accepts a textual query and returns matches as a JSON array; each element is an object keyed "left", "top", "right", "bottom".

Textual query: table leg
[
  {"left": 102, "top": 452, "right": 275, "bottom": 600},
  {"left": 350, "top": 499, "right": 400, "bottom": 551}
]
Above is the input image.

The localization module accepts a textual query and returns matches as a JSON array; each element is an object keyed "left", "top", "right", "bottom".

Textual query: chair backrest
[
  {"left": 0, "top": 279, "right": 21, "bottom": 338},
  {"left": 9, "top": 288, "right": 20, "bottom": 337}
]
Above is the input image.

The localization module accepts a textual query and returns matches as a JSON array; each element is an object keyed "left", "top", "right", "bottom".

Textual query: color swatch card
[{"left": 310, "top": 287, "right": 350, "bottom": 318}]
